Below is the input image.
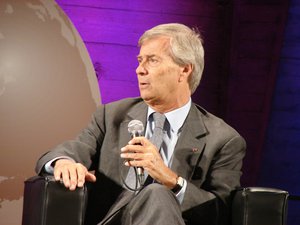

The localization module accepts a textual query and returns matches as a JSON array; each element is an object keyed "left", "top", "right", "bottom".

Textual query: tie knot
[{"left": 152, "top": 112, "right": 166, "bottom": 130}]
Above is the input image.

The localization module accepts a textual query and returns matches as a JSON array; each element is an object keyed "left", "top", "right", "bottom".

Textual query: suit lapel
[{"left": 171, "top": 104, "right": 208, "bottom": 182}]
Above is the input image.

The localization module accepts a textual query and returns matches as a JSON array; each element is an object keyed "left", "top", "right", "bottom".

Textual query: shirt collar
[{"left": 147, "top": 98, "right": 191, "bottom": 134}]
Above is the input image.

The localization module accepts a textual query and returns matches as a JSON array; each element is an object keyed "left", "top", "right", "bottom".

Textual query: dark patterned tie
[
  {"left": 149, "top": 112, "right": 166, "bottom": 150},
  {"left": 143, "top": 112, "right": 166, "bottom": 186}
]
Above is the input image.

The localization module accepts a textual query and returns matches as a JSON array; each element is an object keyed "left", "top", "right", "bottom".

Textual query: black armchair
[{"left": 22, "top": 176, "right": 289, "bottom": 225}]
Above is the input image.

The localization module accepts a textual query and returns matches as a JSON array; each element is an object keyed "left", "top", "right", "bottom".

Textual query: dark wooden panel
[
  {"left": 230, "top": 93, "right": 265, "bottom": 112},
  {"left": 229, "top": 75, "right": 267, "bottom": 94},
  {"left": 238, "top": 23, "right": 279, "bottom": 41},
  {"left": 238, "top": 5, "right": 287, "bottom": 22},
  {"left": 56, "top": 0, "right": 219, "bottom": 17},
  {"left": 226, "top": 112, "right": 262, "bottom": 133},
  {"left": 60, "top": 5, "right": 214, "bottom": 46},
  {"left": 228, "top": 1, "right": 290, "bottom": 186},
  {"left": 238, "top": 39, "right": 274, "bottom": 58},
  {"left": 234, "top": 58, "right": 271, "bottom": 77}
]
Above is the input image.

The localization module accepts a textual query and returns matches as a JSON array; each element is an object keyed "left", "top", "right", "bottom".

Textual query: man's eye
[{"left": 148, "top": 58, "right": 159, "bottom": 65}]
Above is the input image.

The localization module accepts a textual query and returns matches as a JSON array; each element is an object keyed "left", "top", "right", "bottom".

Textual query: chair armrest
[
  {"left": 22, "top": 176, "right": 88, "bottom": 225},
  {"left": 231, "top": 187, "right": 289, "bottom": 225}
]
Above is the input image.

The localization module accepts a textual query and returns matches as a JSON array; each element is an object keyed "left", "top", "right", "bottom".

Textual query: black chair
[
  {"left": 22, "top": 176, "right": 289, "bottom": 225},
  {"left": 231, "top": 187, "right": 289, "bottom": 225}
]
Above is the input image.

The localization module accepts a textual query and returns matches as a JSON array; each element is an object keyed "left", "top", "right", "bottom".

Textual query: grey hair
[{"left": 138, "top": 23, "right": 204, "bottom": 94}]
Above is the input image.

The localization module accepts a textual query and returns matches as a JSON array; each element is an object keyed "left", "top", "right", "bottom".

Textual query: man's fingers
[
  {"left": 54, "top": 167, "right": 62, "bottom": 181},
  {"left": 76, "top": 164, "right": 88, "bottom": 187},
  {"left": 127, "top": 137, "right": 152, "bottom": 148},
  {"left": 54, "top": 159, "right": 72, "bottom": 184},
  {"left": 68, "top": 166, "right": 78, "bottom": 190},
  {"left": 61, "top": 166, "right": 72, "bottom": 189},
  {"left": 85, "top": 172, "right": 97, "bottom": 183},
  {"left": 53, "top": 160, "right": 95, "bottom": 190},
  {"left": 128, "top": 136, "right": 143, "bottom": 145}
]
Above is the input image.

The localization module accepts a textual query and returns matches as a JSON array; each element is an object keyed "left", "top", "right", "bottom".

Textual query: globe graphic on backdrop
[{"left": 0, "top": 0, "right": 100, "bottom": 223}]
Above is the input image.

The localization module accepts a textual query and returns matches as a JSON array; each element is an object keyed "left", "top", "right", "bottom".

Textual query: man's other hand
[{"left": 53, "top": 159, "right": 96, "bottom": 191}]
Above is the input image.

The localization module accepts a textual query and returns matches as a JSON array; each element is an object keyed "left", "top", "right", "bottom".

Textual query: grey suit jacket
[{"left": 36, "top": 97, "right": 246, "bottom": 224}]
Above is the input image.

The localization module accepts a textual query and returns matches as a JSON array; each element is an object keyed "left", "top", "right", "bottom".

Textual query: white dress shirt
[{"left": 146, "top": 98, "right": 191, "bottom": 203}]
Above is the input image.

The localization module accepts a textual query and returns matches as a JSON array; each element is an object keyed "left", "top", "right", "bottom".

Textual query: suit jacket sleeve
[
  {"left": 180, "top": 107, "right": 246, "bottom": 224},
  {"left": 35, "top": 105, "right": 106, "bottom": 174}
]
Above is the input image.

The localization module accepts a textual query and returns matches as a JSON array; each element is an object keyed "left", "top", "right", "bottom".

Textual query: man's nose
[{"left": 136, "top": 62, "right": 147, "bottom": 75}]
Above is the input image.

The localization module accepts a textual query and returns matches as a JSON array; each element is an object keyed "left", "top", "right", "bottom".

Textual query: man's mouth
[{"left": 139, "top": 82, "right": 149, "bottom": 87}]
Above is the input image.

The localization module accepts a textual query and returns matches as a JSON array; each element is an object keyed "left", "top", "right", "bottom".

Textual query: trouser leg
[
  {"left": 121, "top": 183, "right": 185, "bottom": 225},
  {"left": 98, "top": 190, "right": 135, "bottom": 225}
]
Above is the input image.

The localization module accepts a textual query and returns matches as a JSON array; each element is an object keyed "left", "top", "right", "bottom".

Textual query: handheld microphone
[{"left": 128, "top": 120, "right": 145, "bottom": 185}]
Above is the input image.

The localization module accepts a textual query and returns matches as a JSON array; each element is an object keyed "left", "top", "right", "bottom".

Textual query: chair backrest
[
  {"left": 22, "top": 176, "right": 88, "bottom": 225},
  {"left": 231, "top": 187, "right": 289, "bottom": 225}
]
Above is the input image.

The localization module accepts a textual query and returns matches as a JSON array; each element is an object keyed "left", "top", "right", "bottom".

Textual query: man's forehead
[
  {"left": 140, "top": 36, "right": 170, "bottom": 47},
  {"left": 138, "top": 37, "right": 171, "bottom": 56}
]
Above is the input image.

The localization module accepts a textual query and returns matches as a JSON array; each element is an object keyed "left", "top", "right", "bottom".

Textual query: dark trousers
[{"left": 99, "top": 183, "right": 185, "bottom": 225}]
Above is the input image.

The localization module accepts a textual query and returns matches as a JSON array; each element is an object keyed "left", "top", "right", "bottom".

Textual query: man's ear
[{"left": 179, "top": 64, "right": 193, "bottom": 82}]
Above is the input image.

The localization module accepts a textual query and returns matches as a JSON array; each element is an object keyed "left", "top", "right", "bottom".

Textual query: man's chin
[
  {"left": 141, "top": 95, "right": 151, "bottom": 102},
  {"left": 141, "top": 94, "right": 154, "bottom": 103},
  {"left": 139, "top": 91, "right": 150, "bottom": 100}
]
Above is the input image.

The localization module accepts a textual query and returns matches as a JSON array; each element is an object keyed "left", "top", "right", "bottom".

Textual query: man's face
[{"left": 136, "top": 36, "right": 184, "bottom": 107}]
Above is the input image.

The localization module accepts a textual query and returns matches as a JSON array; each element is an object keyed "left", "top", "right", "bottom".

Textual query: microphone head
[{"left": 128, "top": 120, "right": 144, "bottom": 137}]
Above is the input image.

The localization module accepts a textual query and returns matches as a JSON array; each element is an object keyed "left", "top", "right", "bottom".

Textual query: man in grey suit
[{"left": 36, "top": 23, "right": 246, "bottom": 225}]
